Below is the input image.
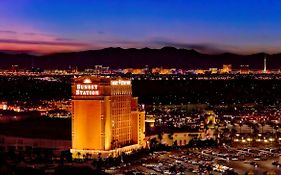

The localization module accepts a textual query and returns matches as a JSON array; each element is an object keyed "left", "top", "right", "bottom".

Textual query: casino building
[{"left": 70, "top": 76, "right": 145, "bottom": 158}]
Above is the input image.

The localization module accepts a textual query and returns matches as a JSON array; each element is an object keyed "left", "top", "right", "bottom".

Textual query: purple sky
[{"left": 1, "top": 0, "right": 281, "bottom": 54}]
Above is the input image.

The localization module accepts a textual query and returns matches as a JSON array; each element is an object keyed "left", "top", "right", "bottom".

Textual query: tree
[
  {"left": 149, "top": 138, "right": 158, "bottom": 150},
  {"left": 223, "top": 128, "right": 230, "bottom": 134},
  {"left": 268, "top": 121, "right": 277, "bottom": 134},
  {"left": 178, "top": 166, "right": 185, "bottom": 174},
  {"left": 168, "top": 133, "right": 173, "bottom": 140},
  {"left": 96, "top": 153, "right": 103, "bottom": 172},
  {"left": 77, "top": 152, "right": 81, "bottom": 159},
  {"left": 261, "top": 121, "right": 266, "bottom": 134},
  {"left": 106, "top": 156, "right": 114, "bottom": 166},
  {"left": 157, "top": 132, "right": 163, "bottom": 143},
  {"left": 173, "top": 140, "right": 178, "bottom": 147},
  {"left": 273, "top": 125, "right": 279, "bottom": 138},
  {"left": 169, "top": 165, "right": 177, "bottom": 174},
  {"left": 238, "top": 122, "right": 243, "bottom": 134},
  {"left": 230, "top": 128, "right": 237, "bottom": 138}
]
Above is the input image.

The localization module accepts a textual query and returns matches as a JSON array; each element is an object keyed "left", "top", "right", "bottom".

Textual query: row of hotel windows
[
  {"left": 112, "top": 101, "right": 130, "bottom": 104},
  {"left": 112, "top": 133, "right": 131, "bottom": 139},
  {"left": 111, "top": 113, "right": 131, "bottom": 120},
  {"left": 112, "top": 121, "right": 131, "bottom": 129},
  {"left": 111, "top": 109, "right": 131, "bottom": 115},
  {"left": 112, "top": 134, "right": 132, "bottom": 143},
  {"left": 111, "top": 102, "right": 131, "bottom": 108},
  {"left": 112, "top": 121, "right": 131, "bottom": 128},
  {"left": 112, "top": 127, "right": 131, "bottom": 135},
  {"left": 111, "top": 89, "right": 132, "bottom": 95},
  {"left": 111, "top": 98, "right": 131, "bottom": 102}
]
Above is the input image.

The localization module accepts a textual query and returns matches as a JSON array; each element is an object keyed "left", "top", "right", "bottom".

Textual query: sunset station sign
[{"left": 75, "top": 79, "right": 99, "bottom": 96}]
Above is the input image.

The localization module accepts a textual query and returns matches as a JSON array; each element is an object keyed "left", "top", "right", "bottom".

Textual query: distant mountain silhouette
[{"left": 0, "top": 47, "right": 279, "bottom": 70}]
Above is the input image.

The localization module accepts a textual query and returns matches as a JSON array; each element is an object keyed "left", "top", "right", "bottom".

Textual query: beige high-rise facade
[{"left": 71, "top": 76, "right": 145, "bottom": 158}]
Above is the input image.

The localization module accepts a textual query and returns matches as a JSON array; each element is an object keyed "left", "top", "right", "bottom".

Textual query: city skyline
[
  {"left": 2, "top": 0, "right": 281, "bottom": 54},
  {"left": 1, "top": 2, "right": 281, "bottom": 174}
]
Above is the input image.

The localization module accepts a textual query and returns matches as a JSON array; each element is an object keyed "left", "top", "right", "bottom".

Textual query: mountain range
[{"left": 0, "top": 47, "right": 279, "bottom": 70}]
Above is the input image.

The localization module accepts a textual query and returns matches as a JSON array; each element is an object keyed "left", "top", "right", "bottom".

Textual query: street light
[
  {"left": 269, "top": 138, "right": 275, "bottom": 142},
  {"left": 247, "top": 138, "right": 253, "bottom": 142}
]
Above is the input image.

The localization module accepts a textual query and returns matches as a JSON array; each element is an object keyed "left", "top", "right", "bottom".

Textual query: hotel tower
[{"left": 71, "top": 76, "right": 145, "bottom": 158}]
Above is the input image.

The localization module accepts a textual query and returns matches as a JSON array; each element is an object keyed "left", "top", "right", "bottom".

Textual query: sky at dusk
[{"left": 1, "top": 0, "right": 281, "bottom": 54}]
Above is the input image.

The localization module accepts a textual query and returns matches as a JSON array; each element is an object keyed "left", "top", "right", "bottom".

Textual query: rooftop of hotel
[{"left": 73, "top": 76, "right": 131, "bottom": 84}]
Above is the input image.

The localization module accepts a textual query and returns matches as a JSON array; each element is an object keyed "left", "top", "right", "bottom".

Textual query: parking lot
[{"left": 107, "top": 145, "right": 281, "bottom": 175}]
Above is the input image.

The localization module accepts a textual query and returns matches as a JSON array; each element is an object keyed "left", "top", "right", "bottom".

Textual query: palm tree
[
  {"left": 222, "top": 127, "right": 230, "bottom": 138},
  {"left": 150, "top": 138, "right": 158, "bottom": 149},
  {"left": 252, "top": 125, "right": 259, "bottom": 138},
  {"left": 158, "top": 132, "right": 163, "bottom": 144},
  {"left": 230, "top": 128, "right": 237, "bottom": 138},
  {"left": 77, "top": 152, "right": 81, "bottom": 159},
  {"left": 267, "top": 121, "right": 276, "bottom": 134},
  {"left": 169, "top": 165, "right": 177, "bottom": 174},
  {"left": 178, "top": 166, "right": 186, "bottom": 174},
  {"left": 85, "top": 153, "right": 91, "bottom": 160},
  {"left": 261, "top": 122, "right": 266, "bottom": 134},
  {"left": 96, "top": 153, "right": 103, "bottom": 172},
  {"left": 168, "top": 133, "right": 173, "bottom": 139},
  {"left": 273, "top": 125, "right": 279, "bottom": 138},
  {"left": 238, "top": 122, "right": 243, "bottom": 134}
]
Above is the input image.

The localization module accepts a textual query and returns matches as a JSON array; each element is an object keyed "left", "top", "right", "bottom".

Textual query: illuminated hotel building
[
  {"left": 221, "top": 64, "right": 232, "bottom": 74},
  {"left": 240, "top": 65, "right": 250, "bottom": 74},
  {"left": 71, "top": 76, "right": 145, "bottom": 158}
]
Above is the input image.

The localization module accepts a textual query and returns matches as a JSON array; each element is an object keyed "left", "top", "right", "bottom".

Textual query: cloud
[
  {"left": 0, "top": 20, "right": 97, "bottom": 54},
  {"left": 97, "top": 31, "right": 105, "bottom": 35},
  {"left": 0, "top": 38, "right": 89, "bottom": 47},
  {"left": 0, "top": 42, "right": 90, "bottom": 55},
  {"left": 0, "top": 37, "right": 92, "bottom": 54},
  {"left": 23, "top": 32, "right": 55, "bottom": 37},
  {"left": 97, "top": 38, "right": 240, "bottom": 54},
  {"left": 97, "top": 39, "right": 144, "bottom": 48},
  {"left": 0, "top": 30, "right": 17, "bottom": 34},
  {"left": 55, "top": 38, "right": 75, "bottom": 42},
  {"left": 150, "top": 40, "right": 231, "bottom": 54}
]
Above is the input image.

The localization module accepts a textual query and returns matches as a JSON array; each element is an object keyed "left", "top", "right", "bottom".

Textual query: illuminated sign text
[
  {"left": 111, "top": 80, "right": 131, "bottom": 86},
  {"left": 75, "top": 84, "right": 99, "bottom": 96}
]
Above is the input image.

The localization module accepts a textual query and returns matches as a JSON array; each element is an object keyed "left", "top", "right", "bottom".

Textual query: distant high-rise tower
[{"left": 263, "top": 56, "right": 267, "bottom": 73}]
